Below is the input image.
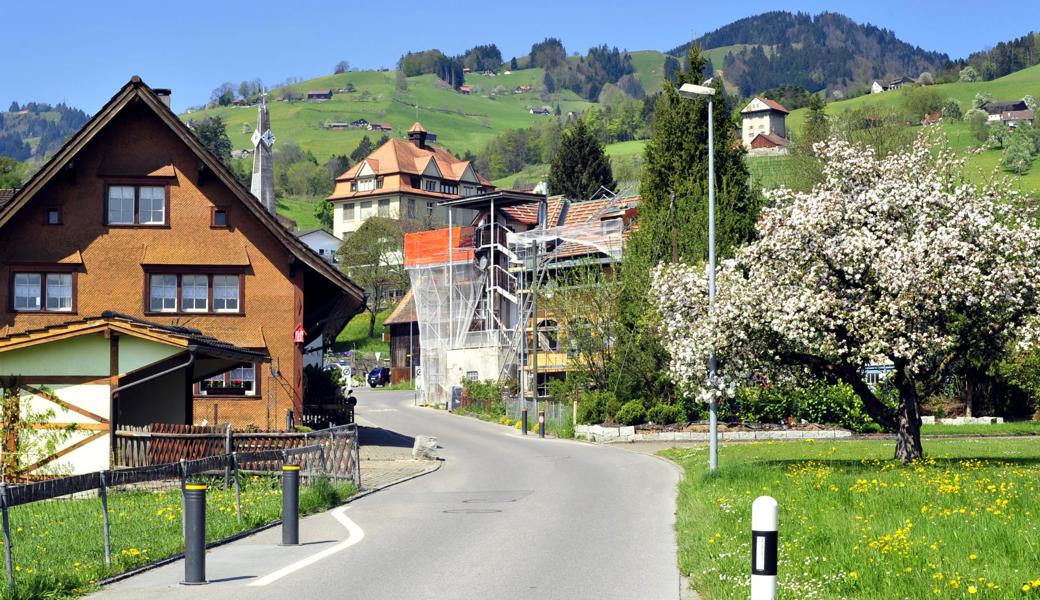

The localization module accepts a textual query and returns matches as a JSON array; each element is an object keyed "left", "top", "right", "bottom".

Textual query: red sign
[{"left": 293, "top": 324, "right": 305, "bottom": 344}]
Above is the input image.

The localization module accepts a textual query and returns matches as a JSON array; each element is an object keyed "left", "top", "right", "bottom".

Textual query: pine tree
[
  {"left": 547, "top": 120, "right": 616, "bottom": 199},
  {"left": 801, "top": 93, "right": 829, "bottom": 150},
  {"left": 612, "top": 44, "right": 760, "bottom": 411}
]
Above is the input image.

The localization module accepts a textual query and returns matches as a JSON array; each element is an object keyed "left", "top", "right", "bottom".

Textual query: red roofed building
[
  {"left": 741, "top": 97, "right": 789, "bottom": 154},
  {"left": 327, "top": 122, "right": 494, "bottom": 237}
]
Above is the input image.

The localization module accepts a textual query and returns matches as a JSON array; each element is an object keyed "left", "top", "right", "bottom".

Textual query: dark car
[{"left": 367, "top": 367, "right": 391, "bottom": 387}]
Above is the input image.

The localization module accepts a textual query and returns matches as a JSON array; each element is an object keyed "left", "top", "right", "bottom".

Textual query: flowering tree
[{"left": 650, "top": 134, "right": 1040, "bottom": 461}]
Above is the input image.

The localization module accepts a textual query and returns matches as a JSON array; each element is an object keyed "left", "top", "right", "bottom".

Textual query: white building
[
  {"left": 295, "top": 228, "right": 342, "bottom": 263},
  {"left": 740, "top": 97, "right": 790, "bottom": 155}
]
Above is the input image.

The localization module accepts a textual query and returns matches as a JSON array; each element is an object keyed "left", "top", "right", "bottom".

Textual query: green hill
[{"left": 179, "top": 68, "right": 594, "bottom": 162}]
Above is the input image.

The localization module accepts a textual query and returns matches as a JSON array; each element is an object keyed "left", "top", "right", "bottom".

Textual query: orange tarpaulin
[{"left": 404, "top": 226, "right": 476, "bottom": 267}]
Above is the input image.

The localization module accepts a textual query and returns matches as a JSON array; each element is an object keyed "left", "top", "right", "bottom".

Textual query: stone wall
[{"left": 574, "top": 424, "right": 852, "bottom": 443}]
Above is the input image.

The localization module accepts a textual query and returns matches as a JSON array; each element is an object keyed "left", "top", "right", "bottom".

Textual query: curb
[{"left": 97, "top": 460, "right": 442, "bottom": 588}]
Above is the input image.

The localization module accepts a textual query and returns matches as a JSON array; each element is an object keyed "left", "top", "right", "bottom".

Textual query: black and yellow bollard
[
  {"left": 181, "top": 483, "right": 207, "bottom": 585},
  {"left": 281, "top": 465, "right": 300, "bottom": 546},
  {"left": 538, "top": 409, "right": 545, "bottom": 438},
  {"left": 521, "top": 406, "right": 528, "bottom": 435}
]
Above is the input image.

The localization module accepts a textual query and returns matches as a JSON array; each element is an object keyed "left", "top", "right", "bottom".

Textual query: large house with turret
[{"left": 326, "top": 123, "right": 494, "bottom": 238}]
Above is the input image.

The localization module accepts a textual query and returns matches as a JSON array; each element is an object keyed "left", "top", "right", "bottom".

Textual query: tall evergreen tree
[
  {"left": 547, "top": 120, "right": 616, "bottom": 199},
  {"left": 193, "top": 116, "right": 232, "bottom": 165},
  {"left": 612, "top": 44, "right": 760, "bottom": 411},
  {"left": 801, "top": 93, "right": 829, "bottom": 150}
]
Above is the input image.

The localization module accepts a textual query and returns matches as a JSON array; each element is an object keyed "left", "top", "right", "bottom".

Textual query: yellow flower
[
  {"left": 1024, "top": 584, "right": 1032, "bottom": 592},
  {"left": 849, "top": 571, "right": 858, "bottom": 580},
  {"left": 969, "top": 553, "right": 977, "bottom": 560},
  {"left": 968, "top": 585, "right": 977, "bottom": 594}
]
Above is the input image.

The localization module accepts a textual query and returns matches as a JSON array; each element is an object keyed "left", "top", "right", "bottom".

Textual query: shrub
[
  {"left": 461, "top": 379, "right": 504, "bottom": 417},
  {"left": 647, "top": 403, "right": 683, "bottom": 425},
  {"left": 941, "top": 98, "right": 962, "bottom": 121},
  {"left": 734, "top": 381, "right": 882, "bottom": 432},
  {"left": 576, "top": 389, "right": 619, "bottom": 424},
  {"left": 615, "top": 400, "right": 646, "bottom": 425},
  {"left": 304, "top": 364, "right": 343, "bottom": 403}
]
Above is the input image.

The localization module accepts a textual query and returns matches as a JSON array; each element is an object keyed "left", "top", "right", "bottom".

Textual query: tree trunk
[
  {"left": 893, "top": 367, "right": 924, "bottom": 463},
  {"left": 368, "top": 310, "right": 377, "bottom": 339}
]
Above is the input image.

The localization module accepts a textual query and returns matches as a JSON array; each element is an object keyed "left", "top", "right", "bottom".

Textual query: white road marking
[
  {"left": 247, "top": 506, "right": 365, "bottom": 587},
  {"left": 366, "top": 409, "right": 398, "bottom": 413}
]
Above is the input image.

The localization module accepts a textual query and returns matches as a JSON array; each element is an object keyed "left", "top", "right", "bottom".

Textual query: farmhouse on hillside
[
  {"left": 325, "top": 122, "right": 495, "bottom": 238},
  {"left": 741, "top": 97, "right": 789, "bottom": 155},
  {"left": 871, "top": 76, "right": 916, "bottom": 94},
  {"left": 306, "top": 89, "right": 334, "bottom": 101},
  {"left": 0, "top": 77, "right": 365, "bottom": 476}
]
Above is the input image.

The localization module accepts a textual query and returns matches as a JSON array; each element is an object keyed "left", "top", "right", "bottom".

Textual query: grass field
[
  {"left": 334, "top": 308, "right": 392, "bottom": 354},
  {"left": 2, "top": 475, "right": 355, "bottom": 599},
  {"left": 276, "top": 196, "right": 322, "bottom": 231},
  {"left": 922, "top": 421, "right": 1040, "bottom": 436},
  {"left": 666, "top": 438, "right": 1040, "bottom": 599}
]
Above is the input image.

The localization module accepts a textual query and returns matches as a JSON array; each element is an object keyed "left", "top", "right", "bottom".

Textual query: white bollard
[{"left": 751, "top": 496, "right": 778, "bottom": 600}]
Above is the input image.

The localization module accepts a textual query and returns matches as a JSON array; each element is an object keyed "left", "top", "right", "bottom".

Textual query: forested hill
[
  {"left": 0, "top": 101, "right": 90, "bottom": 162},
  {"left": 672, "top": 11, "right": 950, "bottom": 97}
]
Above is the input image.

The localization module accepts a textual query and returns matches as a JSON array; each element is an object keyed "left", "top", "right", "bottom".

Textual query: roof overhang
[{"left": 439, "top": 190, "right": 547, "bottom": 209}]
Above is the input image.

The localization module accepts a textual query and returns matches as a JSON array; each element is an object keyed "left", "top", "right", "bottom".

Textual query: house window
[
  {"left": 106, "top": 184, "right": 167, "bottom": 225},
  {"left": 441, "top": 182, "right": 458, "bottom": 195},
  {"left": 212, "top": 209, "right": 229, "bottom": 228},
  {"left": 149, "top": 274, "right": 177, "bottom": 312},
  {"left": 12, "top": 271, "right": 74, "bottom": 312},
  {"left": 376, "top": 177, "right": 384, "bottom": 189},
  {"left": 377, "top": 198, "right": 390, "bottom": 217},
  {"left": 426, "top": 201, "right": 435, "bottom": 216},
  {"left": 199, "top": 363, "right": 257, "bottom": 396},
  {"left": 407, "top": 199, "right": 416, "bottom": 219},
  {"left": 423, "top": 179, "right": 438, "bottom": 192},
  {"left": 358, "top": 177, "right": 376, "bottom": 192},
  {"left": 410, "top": 175, "right": 421, "bottom": 188},
  {"left": 213, "top": 275, "right": 240, "bottom": 312},
  {"left": 350, "top": 181, "right": 358, "bottom": 192},
  {"left": 46, "top": 208, "right": 61, "bottom": 225},
  {"left": 360, "top": 201, "right": 373, "bottom": 219},
  {"left": 181, "top": 274, "right": 208, "bottom": 312},
  {"left": 147, "top": 273, "right": 243, "bottom": 314}
]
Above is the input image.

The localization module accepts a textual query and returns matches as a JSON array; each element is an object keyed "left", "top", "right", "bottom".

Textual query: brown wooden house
[
  {"left": 383, "top": 290, "right": 419, "bottom": 384},
  {"left": 0, "top": 76, "right": 365, "bottom": 431}
]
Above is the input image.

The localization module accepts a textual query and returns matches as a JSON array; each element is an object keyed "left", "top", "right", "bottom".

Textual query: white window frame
[
  {"left": 149, "top": 274, "right": 178, "bottom": 312},
  {"left": 45, "top": 273, "right": 73, "bottom": 312},
  {"left": 212, "top": 275, "right": 240, "bottom": 313},
  {"left": 343, "top": 203, "right": 356, "bottom": 221},
  {"left": 13, "top": 273, "right": 41, "bottom": 312},
  {"left": 181, "top": 274, "right": 209, "bottom": 313},
  {"left": 107, "top": 186, "right": 135, "bottom": 225},
  {"left": 138, "top": 186, "right": 166, "bottom": 224}
]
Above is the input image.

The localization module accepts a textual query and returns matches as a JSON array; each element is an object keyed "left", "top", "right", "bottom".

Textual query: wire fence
[
  {"left": 0, "top": 425, "right": 359, "bottom": 596},
  {"left": 504, "top": 397, "right": 573, "bottom": 431}
]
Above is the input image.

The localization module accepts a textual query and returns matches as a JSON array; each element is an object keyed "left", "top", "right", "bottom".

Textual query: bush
[
  {"left": 304, "top": 364, "right": 343, "bottom": 403},
  {"left": 615, "top": 400, "right": 646, "bottom": 425},
  {"left": 576, "top": 390, "right": 619, "bottom": 424},
  {"left": 647, "top": 403, "right": 684, "bottom": 425},
  {"left": 941, "top": 98, "right": 962, "bottom": 121},
  {"left": 734, "top": 381, "right": 882, "bottom": 432}
]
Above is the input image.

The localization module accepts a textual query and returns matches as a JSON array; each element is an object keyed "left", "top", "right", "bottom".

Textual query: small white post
[{"left": 751, "top": 496, "right": 778, "bottom": 600}]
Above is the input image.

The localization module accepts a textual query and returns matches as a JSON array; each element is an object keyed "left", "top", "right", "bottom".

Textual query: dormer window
[
  {"left": 357, "top": 177, "right": 377, "bottom": 192},
  {"left": 441, "top": 182, "right": 458, "bottom": 195},
  {"left": 423, "top": 179, "right": 438, "bottom": 192}
]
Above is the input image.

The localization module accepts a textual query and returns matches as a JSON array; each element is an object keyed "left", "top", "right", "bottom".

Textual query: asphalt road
[{"left": 91, "top": 389, "right": 682, "bottom": 599}]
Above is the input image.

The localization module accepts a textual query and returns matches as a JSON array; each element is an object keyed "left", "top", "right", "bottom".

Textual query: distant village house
[
  {"left": 306, "top": 89, "right": 334, "bottom": 102},
  {"left": 740, "top": 97, "right": 790, "bottom": 156}
]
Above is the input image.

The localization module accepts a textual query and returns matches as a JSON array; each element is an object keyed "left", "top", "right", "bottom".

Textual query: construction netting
[{"left": 406, "top": 201, "right": 627, "bottom": 406}]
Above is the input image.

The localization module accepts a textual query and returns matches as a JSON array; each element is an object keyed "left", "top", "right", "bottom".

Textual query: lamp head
[{"left": 678, "top": 83, "right": 716, "bottom": 99}]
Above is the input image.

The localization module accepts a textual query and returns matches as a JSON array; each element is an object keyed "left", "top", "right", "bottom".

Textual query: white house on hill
[{"left": 741, "top": 97, "right": 790, "bottom": 156}]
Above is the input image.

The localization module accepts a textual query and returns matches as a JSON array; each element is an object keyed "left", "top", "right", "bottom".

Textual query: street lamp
[{"left": 678, "top": 82, "right": 719, "bottom": 473}]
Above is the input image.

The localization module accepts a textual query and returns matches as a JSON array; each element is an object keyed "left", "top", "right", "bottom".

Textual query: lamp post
[{"left": 678, "top": 82, "right": 718, "bottom": 473}]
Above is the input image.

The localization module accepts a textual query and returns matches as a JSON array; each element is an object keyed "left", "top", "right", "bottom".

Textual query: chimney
[
  {"left": 154, "top": 88, "right": 172, "bottom": 108},
  {"left": 407, "top": 122, "right": 429, "bottom": 150}
]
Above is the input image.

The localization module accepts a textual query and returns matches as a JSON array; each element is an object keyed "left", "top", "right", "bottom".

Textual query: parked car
[{"left": 367, "top": 367, "right": 391, "bottom": 387}]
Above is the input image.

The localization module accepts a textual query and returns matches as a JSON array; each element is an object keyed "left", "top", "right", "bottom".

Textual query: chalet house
[
  {"left": 294, "top": 229, "right": 342, "bottom": 264},
  {"left": 0, "top": 77, "right": 365, "bottom": 474},
  {"left": 351, "top": 118, "right": 370, "bottom": 128},
  {"left": 871, "top": 76, "right": 915, "bottom": 93},
  {"left": 1000, "top": 110, "right": 1035, "bottom": 127},
  {"left": 529, "top": 106, "right": 551, "bottom": 115},
  {"left": 369, "top": 123, "right": 393, "bottom": 132},
  {"left": 741, "top": 97, "right": 789, "bottom": 155},
  {"left": 514, "top": 85, "right": 532, "bottom": 94},
  {"left": 326, "top": 122, "right": 494, "bottom": 238},
  {"left": 306, "top": 89, "right": 334, "bottom": 102},
  {"left": 982, "top": 100, "right": 1030, "bottom": 122},
  {"left": 383, "top": 289, "right": 419, "bottom": 384}
]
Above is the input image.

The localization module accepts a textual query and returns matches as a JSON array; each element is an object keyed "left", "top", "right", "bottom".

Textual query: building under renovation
[{"left": 402, "top": 190, "right": 638, "bottom": 406}]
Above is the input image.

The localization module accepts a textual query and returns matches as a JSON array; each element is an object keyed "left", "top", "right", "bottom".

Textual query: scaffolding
[{"left": 407, "top": 192, "right": 629, "bottom": 406}]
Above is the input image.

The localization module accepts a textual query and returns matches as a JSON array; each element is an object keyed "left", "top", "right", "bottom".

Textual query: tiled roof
[
  {"left": 751, "top": 132, "right": 790, "bottom": 148},
  {"left": 0, "top": 189, "right": 17, "bottom": 207},
  {"left": 408, "top": 122, "right": 427, "bottom": 133},
  {"left": 743, "top": 97, "right": 789, "bottom": 114}
]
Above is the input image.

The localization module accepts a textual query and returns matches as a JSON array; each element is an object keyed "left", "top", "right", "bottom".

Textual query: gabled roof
[
  {"left": 0, "top": 189, "right": 17, "bottom": 208},
  {"left": 742, "top": 97, "right": 789, "bottom": 114},
  {"left": 750, "top": 132, "right": 790, "bottom": 147},
  {"left": 0, "top": 76, "right": 363, "bottom": 306},
  {"left": 383, "top": 289, "right": 417, "bottom": 325},
  {"left": 408, "top": 122, "right": 428, "bottom": 133},
  {"left": 0, "top": 311, "right": 269, "bottom": 363}
]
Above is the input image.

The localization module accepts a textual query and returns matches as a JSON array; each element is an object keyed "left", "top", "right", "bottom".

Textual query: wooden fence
[{"left": 113, "top": 423, "right": 359, "bottom": 481}]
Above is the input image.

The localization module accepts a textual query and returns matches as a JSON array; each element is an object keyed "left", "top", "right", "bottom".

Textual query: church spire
[{"left": 250, "top": 90, "right": 276, "bottom": 214}]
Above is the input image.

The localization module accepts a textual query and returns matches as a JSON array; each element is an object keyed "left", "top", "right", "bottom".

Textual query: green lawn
[
  {"left": 276, "top": 196, "right": 322, "bottom": 231},
  {"left": 629, "top": 50, "right": 668, "bottom": 96},
  {"left": 334, "top": 308, "right": 392, "bottom": 354},
  {"left": 2, "top": 475, "right": 355, "bottom": 599},
  {"left": 665, "top": 438, "right": 1040, "bottom": 599}
]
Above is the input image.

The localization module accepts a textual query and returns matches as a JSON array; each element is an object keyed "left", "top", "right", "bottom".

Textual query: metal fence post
[
  {"left": 538, "top": 409, "right": 545, "bottom": 438},
  {"left": 352, "top": 428, "right": 361, "bottom": 489},
  {"left": 99, "top": 471, "right": 112, "bottom": 566},
  {"left": 223, "top": 425, "right": 232, "bottom": 489},
  {"left": 232, "top": 451, "right": 242, "bottom": 523},
  {"left": 179, "top": 458, "right": 188, "bottom": 540},
  {"left": 1, "top": 484, "right": 13, "bottom": 586}
]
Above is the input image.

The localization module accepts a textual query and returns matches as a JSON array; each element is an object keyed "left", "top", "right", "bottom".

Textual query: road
[{"left": 92, "top": 389, "right": 682, "bottom": 599}]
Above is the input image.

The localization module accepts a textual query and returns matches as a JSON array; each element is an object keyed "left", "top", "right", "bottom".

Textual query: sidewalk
[{"left": 358, "top": 423, "right": 438, "bottom": 491}]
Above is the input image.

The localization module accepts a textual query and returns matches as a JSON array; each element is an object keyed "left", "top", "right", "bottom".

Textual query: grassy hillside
[
  {"left": 628, "top": 50, "right": 667, "bottom": 96},
  {"left": 180, "top": 68, "right": 593, "bottom": 161}
]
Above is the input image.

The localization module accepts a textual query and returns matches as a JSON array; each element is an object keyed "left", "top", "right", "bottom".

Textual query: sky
[{"left": 2, "top": 0, "right": 1030, "bottom": 114}]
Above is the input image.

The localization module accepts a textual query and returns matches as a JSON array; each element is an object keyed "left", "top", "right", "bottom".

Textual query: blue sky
[{"left": 2, "top": 0, "right": 1029, "bottom": 113}]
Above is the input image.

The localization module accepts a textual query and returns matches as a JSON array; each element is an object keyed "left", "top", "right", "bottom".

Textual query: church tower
[{"left": 250, "top": 92, "right": 276, "bottom": 213}]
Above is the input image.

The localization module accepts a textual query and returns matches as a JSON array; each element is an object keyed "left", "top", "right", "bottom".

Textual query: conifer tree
[
  {"left": 547, "top": 120, "right": 616, "bottom": 199},
  {"left": 612, "top": 44, "right": 759, "bottom": 411}
]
